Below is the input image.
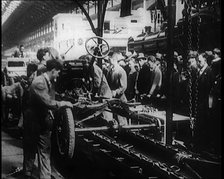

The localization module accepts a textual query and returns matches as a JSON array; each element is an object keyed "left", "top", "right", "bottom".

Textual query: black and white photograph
[{"left": 1, "top": 0, "right": 221, "bottom": 178}]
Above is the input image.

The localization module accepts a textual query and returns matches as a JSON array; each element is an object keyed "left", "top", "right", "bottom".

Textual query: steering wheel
[{"left": 85, "top": 36, "right": 110, "bottom": 58}]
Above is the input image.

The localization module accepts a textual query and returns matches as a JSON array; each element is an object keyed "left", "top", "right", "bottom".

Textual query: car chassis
[{"left": 54, "top": 36, "right": 162, "bottom": 159}]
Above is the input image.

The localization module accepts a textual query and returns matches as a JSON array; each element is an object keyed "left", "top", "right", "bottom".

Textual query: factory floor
[{"left": 1, "top": 121, "right": 64, "bottom": 179}]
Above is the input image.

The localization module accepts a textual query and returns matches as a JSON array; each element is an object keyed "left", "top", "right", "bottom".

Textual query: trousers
[{"left": 23, "top": 108, "right": 52, "bottom": 179}]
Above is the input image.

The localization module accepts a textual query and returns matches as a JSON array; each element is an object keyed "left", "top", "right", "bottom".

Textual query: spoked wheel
[
  {"left": 55, "top": 107, "right": 75, "bottom": 159},
  {"left": 85, "top": 36, "right": 110, "bottom": 58}
]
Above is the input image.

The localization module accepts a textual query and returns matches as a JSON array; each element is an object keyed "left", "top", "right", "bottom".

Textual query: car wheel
[{"left": 55, "top": 107, "right": 75, "bottom": 159}]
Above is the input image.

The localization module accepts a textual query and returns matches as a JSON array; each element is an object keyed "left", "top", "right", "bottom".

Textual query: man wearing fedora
[{"left": 135, "top": 53, "right": 151, "bottom": 102}]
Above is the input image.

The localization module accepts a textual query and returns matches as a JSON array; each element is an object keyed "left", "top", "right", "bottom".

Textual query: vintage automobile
[
  {"left": 53, "top": 36, "right": 160, "bottom": 158},
  {"left": 4, "top": 57, "right": 30, "bottom": 78},
  {"left": 1, "top": 58, "right": 31, "bottom": 124}
]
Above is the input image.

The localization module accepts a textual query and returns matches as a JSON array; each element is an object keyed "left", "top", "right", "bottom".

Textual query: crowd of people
[
  {"left": 1, "top": 45, "right": 221, "bottom": 178},
  {"left": 84, "top": 48, "right": 221, "bottom": 113},
  {"left": 81, "top": 47, "right": 221, "bottom": 153}
]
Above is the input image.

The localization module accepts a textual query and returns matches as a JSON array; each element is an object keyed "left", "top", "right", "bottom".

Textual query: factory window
[
  {"left": 8, "top": 61, "right": 25, "bottom": 67},
  {"left": 131, "top": 20, "right": 137, "bottom": 23},
  {"left": 47, "top": 23, "right": 49, "bottom": 33},
  {"left": 104, "top": 21, "right": 110, "bottom": 33},
  {"left": 51, "top": 21, "right": 53, "bottom": 31},
  {"left": 55, "top": 22, "right": 57, "bottom": 31},
  {"left": 151, "top": 11, "right": 153, "bottom": 23}
]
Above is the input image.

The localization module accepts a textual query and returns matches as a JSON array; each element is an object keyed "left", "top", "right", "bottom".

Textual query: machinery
[
  {"left": 1, "top": 0, "right": 221, "bottom": 177},
  {"left": 128, "top": 6, "right": 221, "bottom": 55},
  {"left": 52, "top": 36, "right": 221, "bottom": 179}
]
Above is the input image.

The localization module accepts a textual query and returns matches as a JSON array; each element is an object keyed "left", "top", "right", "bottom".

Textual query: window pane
[{"left": 8, "top": 61, "right": 25, "bottom": 67}]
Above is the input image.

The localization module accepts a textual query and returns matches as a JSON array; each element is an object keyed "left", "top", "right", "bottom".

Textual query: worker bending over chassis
[
  {"left": 107, "top": 52, "right": 128, "bottom": 126},
  {"left": 84, "top": 52, "right": 128, "bottom": 127},
  {"left": 23, "top": 58, "right": 72, "bottom": 179}
]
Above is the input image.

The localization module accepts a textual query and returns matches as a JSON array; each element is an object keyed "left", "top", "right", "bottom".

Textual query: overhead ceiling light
[{"left": 2, "top": 0, "right": 22, "bottom": 25}]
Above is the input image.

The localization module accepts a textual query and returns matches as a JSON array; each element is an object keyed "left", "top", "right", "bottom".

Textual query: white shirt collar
[
  {"left": 199, "top": 63, "right": 208, "bottom": 76},
  {"left": 43, "top": 72, "right": 51, "bottom": 87}
]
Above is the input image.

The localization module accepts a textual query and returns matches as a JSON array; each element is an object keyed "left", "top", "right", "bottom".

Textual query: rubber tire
[{"left": 55, "top": 107, "right": 75, "bottom": 159}]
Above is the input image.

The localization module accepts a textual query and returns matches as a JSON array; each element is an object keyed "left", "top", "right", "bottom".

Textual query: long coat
[{"left": 194, "top": 66, "right": 214, "bottom": 148}]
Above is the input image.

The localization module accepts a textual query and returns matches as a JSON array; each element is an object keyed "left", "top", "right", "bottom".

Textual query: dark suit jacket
[
  {"left": 26, "top": 74, "right": 60, "bottom": 132},
  {"left": 137, "top": 63, "right": 151, "bottom": 95},
  {"left": 197, "top": 66, "right": 214, "bottom": 107},
  {"left": 194, "top": 66, "right": 214, "bottom": 145}
]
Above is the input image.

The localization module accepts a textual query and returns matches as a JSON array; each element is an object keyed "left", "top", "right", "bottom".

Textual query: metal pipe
[
  {"left": 154, "top": 0, "right": 157, "bottom": 32},
  {"left": 165, "top": 0, "right": 176, "bottom": 145},
  {"left": 75, "top": 124, "right": 156, "bottom": 132}
]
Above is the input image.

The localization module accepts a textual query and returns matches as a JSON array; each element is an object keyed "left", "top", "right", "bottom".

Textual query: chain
[
  {"left": 187, "top": 69, "right": 195, "bottom": 136},
  {"left": 184, "top": 0, "right": 196, "bottom": 136},
  {"left": 196, "top": 0, "right": 201, "bottom": 51},
  {"left": 189, "top": 70, "right": 199, "bottom": 136},
  {"left": 187, "top": 70, "right": 193, "bottom": 122},
  {"left": 186, "top": 0, "right": 193, "bottom": 51},
  {"left": 193, "top": 71, "right": 199, "bottom": 123}
]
